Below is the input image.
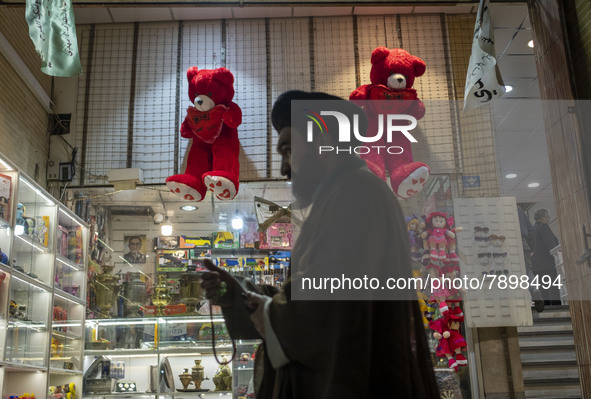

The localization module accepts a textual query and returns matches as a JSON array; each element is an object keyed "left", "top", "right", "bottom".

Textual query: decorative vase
[{"left": 179, "top": 368, "right": 193, "bottom": 390}]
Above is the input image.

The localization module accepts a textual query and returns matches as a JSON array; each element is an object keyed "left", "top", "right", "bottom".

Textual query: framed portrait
[{"left": 123, "top": 235, "right": 147, "bottom": 264}]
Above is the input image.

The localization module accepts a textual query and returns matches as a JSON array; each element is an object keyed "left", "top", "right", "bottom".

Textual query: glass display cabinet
[
  {"left": 83, "top": 316, "right": 259, "bottom": 398},
  {"left": 0, "top": 153, "right": 89, "bottom": 399}
]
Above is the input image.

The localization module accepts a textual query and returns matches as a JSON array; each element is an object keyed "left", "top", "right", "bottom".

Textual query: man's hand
[
  {"left": 201, "top": 259, "right": 237, "bottom": 307},
  {"left": 245, "top": 291, "right": 270, "bottom": 339}
]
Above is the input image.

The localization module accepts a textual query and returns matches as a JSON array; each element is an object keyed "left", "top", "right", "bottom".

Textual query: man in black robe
[{"left": 203, "top": 91, "right": 439, "bottom": 399}]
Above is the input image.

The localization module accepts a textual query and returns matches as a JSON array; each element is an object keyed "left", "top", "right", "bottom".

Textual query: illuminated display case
[
  {"left": 83, "top": 316, "right": 259, "bottom": 398},
  {"left": 0, "top": 152, "right": 89, "bottom": 398}
]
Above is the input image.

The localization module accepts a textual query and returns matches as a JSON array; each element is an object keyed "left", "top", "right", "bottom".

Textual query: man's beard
[{"left": 291, "top": 168, "right": 321, "bottom": 210}]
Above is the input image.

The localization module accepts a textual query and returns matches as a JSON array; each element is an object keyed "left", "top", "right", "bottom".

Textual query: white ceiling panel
[
  {"left": 110, "top": 8, "right": 173, "bottom": 23},
  {"left": 503, "top": 78, "right": 538, "bottom": 98},
  {"left": 353, "top": 6, "right": 413, "bottom": 15},
  {"left": 524, "top": 80, "right": 541, "bottom": 98},
  {"left": 232, "top": 7, "right": 292, "bottom": 19},
  {"left": 490, "top": 4, "right": 529, "bottom": 29},
  {"left": 292, "top": 7, "right": 352, "bottom": 17},
  {"left": 170, "top": 7, "right": 233, "bottom": 20},
  {"left": 496, "top": 114, "right": 541, "bottom": 132},
  {"left": 497, "top": 55, "right": 537, "bottom": 78},
  {"left": 75, "top": 7, "right": 113, "bottom": 24}
]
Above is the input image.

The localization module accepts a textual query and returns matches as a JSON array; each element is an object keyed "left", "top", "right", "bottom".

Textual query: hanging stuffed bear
[
  {"left": 350, "top": 47, "right": 429, "bottom": 199},
  {"left": 166, "top": 67, "right": 242, "bottom": 202}
]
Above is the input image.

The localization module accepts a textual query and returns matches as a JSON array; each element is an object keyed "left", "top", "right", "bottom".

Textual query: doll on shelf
[
  {"left": 421, "top": 211, "right": 456, "bottom": 262},
  {"left": 442, "top": 308, "right": 468, "bottom": 371},
  {"left": 406, "top": 215, "right": 422, "bottom": 262},
  {"left": 429, "top": 307, "right": 467, "bottom": 372}
]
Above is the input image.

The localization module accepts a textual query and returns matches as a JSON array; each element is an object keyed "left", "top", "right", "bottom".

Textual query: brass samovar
[
  {"left": 180, "top": 272, "right": 203, "bottom": 314},
  {"left": 124, "top": 271, "right": 146, "bottom": 318},
  {"left": 152, "top": 275, "right": 171, "bottom": 316},
  {"left": 93, "top": 264, "right": 120, "bottom": 318}
]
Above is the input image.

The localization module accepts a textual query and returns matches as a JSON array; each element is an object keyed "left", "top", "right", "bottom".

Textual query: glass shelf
[
  {"left": 56, "top": 254, "right": 84, "bottom": 271},
  {"left": 11, "top": 270, "right": 52, "bottom": 291},
  {"left": 54, "top": 288, "right": 86, "bottom": 305}
]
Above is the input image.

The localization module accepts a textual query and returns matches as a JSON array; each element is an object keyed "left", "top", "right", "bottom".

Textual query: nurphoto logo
[{"left": 305, "top": 109, "right": 418, "bottom": 155}]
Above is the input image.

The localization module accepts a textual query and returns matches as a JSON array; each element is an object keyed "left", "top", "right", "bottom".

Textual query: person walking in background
[
  {"left": 532, "top": 208, "right": 561, "bottom": 306},
  {"left": 518, "top": 205, "right": 544, "bottom": 312}
]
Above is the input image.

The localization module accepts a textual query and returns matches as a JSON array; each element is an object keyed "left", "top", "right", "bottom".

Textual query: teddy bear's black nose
[
  {"left": 197, "top": 100, "right": 203, "bottom": 105},
  {"left": 397, "top": 77, "right": 403, "bottom": 83}
]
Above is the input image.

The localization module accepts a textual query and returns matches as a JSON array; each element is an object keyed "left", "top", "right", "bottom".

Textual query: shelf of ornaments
[
  {"left": 7, "top": 318, "right": 48, "bottom": 330},
  {"left": 160, "top": 247, "right": 290, "bottom": 254},
  {"left": 10, "top": 268, "right": 52, "bottom": 291},
  {"left": 0, "top": 361, "right": 48, "bottom": 372},
  {"left": 54, "top": 287, "right": 86, "bottom": 305},
  {"left": 52, "top": 328, "right": 83, "bottom": 341},
  {"left": 0, "top": 260, "right": 10, "bottom": 273},
  {"left": 83, "top": 393, "right": 158, "bottom": 398},
  {"left": 49, "top": 367, "right": 83, "bottom": 376},
  {"left": 85, "top": 315, "right": 226, "bottom": 325},
  {"left": 12, "top": 232, "right": 50, "bottom": 254},
  {"left": 56, "top": 254, "right": 84, "bottom": 272},
  {"left": 83, "top": 342, "right": 236, "bottom": 357},
  {"left": 81, "top": 394, "right": 233, "bottom": 398}
]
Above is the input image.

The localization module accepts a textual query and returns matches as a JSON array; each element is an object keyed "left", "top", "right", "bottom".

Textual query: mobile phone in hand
[{"left": 241, "top": 292, "right": 259, "bottom": 313}]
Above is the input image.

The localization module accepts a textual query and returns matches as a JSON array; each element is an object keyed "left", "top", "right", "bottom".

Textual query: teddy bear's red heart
[
  {"left": 368, "top": 86, "right": 418, "bottom": 114},
  {"left": 186, "top": 105, "right": 227, "bottom": 144}
]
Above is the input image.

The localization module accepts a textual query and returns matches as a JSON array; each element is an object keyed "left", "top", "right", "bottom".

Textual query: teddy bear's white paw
[
  {"left": 395, "top": 164, "right": 429, "bottom": 199},
  {"left": 166, "top": 181, "right": 203, "bottom": 202},
  {"left": 203, "top": 175, "right": 237, "bottom": 200}
]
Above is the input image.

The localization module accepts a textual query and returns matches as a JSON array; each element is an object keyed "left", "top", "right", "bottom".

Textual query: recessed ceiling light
[
  {"left": 528, "top": 40, "right": 534, "bottom": 48},
  {"left": 505, "top": 173, "right": 517, "bottom": 179},
  {"left": 180, "top": 205, "right": 197, "bottom": 211},
  {"left": 528, "top": 182, "right": 540, "bottom": 188},
  {"left": 505, "top": 85, "right": 513, "bottom": 93}
]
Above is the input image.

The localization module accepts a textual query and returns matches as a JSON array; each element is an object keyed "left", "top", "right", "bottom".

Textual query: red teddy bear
[
  {"left": 166, "top": 67, "right": 242, "bottom": 202},
  {"left": 350, "top": 47, "right": 430, "bottom": 199}
]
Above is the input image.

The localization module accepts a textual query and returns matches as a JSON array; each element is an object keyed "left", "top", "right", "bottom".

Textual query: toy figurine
[
  {"left": 212, "top": 354, "right": 232, "bottom": 391},
  {"left": 406, "top": 215, "right": 422, "bottom": 262},
  {"left": 15, "top": 203, "right": 29, "bottom": 234},
  {"left": 421, "top": 211, "right": 455, "bottom": 262}
]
